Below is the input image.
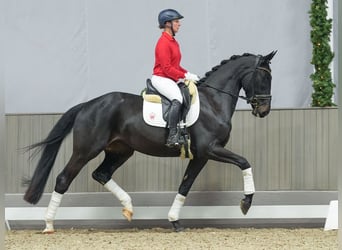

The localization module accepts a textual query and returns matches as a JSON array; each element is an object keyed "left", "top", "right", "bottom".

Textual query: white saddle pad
[{"left": 143, "top": 89, "right": 200, "bottom": 128}]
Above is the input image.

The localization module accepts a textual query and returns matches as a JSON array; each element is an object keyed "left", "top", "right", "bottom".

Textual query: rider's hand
[{"left": 184, "top": 72, "right": 200, "bottom": 82}]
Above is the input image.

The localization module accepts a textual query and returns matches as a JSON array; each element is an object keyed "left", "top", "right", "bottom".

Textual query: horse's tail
[{"left": 23, "top": 103, "right": 84, "bottom": 204}]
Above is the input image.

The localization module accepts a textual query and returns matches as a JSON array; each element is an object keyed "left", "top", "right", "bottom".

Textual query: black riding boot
[{"left": 166, "top": 100, "right": 182, "bottom": 148}]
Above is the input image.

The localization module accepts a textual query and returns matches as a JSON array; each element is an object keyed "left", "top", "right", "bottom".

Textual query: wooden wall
[{"left": 5, "top": 108, "right": 338, "bottom": 194}]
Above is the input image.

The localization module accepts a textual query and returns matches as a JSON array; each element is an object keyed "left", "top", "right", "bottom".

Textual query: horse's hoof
[
  {"left": 122, "top": 208, "right": 133, "bottom": 222},
  {"left": 240, "top": 199, "right": 251, "bottom": 215},
  {"left": 42, "top": 228, "right": 55, "bottom": 234},
  {"left": 171, "top": 220, "right": 184, "bottom": 232},
  {"left": 240, "top": 194, "right": 253, "bottom": 215}
]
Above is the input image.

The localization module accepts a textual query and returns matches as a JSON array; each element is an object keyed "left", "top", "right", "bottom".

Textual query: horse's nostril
[{"left": 260, "top": 109, "right": 270, "bottom": 118}]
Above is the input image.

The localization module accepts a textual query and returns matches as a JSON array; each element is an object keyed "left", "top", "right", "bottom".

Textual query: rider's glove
[{"left": 184, "top": 72, "right": 200, "bottom": 82}]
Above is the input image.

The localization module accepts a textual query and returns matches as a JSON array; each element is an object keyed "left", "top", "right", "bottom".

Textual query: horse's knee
[{"left": 92, "top": 170, "right": 111, "bottom": 185}]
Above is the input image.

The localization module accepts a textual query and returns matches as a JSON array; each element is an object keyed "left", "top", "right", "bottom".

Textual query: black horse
[{"left": 24, "top": 51, "right": 276, "bottom": 233}]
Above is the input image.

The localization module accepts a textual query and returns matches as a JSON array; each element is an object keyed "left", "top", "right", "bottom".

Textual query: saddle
[
  {"left": 142, "top": 79, "right": 200, "bottom": 159},
  {"left": 144, "top": 79, "right": 195, "bottom": 124}
]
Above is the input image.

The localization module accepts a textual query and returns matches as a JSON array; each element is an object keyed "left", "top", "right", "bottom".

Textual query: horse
[{"left": 24, "top": 51, "right": 276, "bottom": 233}]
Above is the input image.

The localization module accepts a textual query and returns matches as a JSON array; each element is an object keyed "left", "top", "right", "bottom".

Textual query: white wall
[
  {"left": 0, "top": 0, "right": 5, "bottom": 245},
  {"left": 4, "top": 0, "right": 322, "bottom": 113}
]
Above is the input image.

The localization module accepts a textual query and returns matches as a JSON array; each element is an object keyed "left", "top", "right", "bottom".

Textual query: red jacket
[{"left": 153, "top": 32, "right": 187, "bottom": 81}]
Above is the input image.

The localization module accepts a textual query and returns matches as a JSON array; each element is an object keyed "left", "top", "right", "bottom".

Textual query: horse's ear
[{"left": 263, "top": 50, "right": 277, "bottom": 62}]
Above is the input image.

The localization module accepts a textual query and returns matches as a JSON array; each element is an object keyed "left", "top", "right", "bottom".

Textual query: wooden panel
[
  {"left": 278, "top": 110, "right": 292, "bottom": 189},
  {"left": 253, "top": 111, "right": 268, "bottom": 190},
  {"left": 5, "top": 108, "right": 338, "bottom": 194},
  {"left": 291, "top": 110, "right": 305, "bottom": 189},
  {"left": 315, "top": 109, "right": 329, "bottom": 189},
  {"left": 266, "top": 111, "right": 280, "bottom": 190},
  {"left": 303, "top": 110, "right": 316, "bottom": 189},
  {"left": 328, "top": 109, "right": 338, "bottom": 189},
  {"left": 6, "top": 116, "right": 19, "bottom": 193}
]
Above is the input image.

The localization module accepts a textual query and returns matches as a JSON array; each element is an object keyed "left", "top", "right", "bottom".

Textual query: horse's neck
[
  {"left": 199, "top": 59, "right": 251, "bottom": 121},
  {"left": 200, "top": 78, "right": 241, "bottom": 122},
  {"left": 219, "top": 80, "right": 241, "bottom": 118},
  {"left": 213, "top": 63, "right": 247, "bottom": 114}
]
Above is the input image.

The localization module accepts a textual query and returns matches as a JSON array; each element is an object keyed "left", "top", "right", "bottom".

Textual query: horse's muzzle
[
  {"left": 250, "top": 95, "right": 271, "bottom": 118},
  {"left": 251, "top": 103, "right": 271, "bottom": 118}
]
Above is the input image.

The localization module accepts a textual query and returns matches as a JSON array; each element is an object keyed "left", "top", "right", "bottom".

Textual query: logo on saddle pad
[{"left": 142, "top": 80, "right": 200, "bottom": 128}]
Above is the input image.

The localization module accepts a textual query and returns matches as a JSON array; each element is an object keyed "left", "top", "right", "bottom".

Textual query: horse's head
[{"left": 241, "top": 51, "right": 276, "bottom": 118}]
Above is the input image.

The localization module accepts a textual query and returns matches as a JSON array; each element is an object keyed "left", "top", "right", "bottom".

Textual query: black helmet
[{"left": 158, "top": 9, "right": 184, "bottom": 28}]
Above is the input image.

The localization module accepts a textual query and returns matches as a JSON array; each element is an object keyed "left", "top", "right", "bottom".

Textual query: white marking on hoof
[
  {"left": 122, "top": 208, "right": 133, "bottom": 222},
  {"left": 42, "top": 228, "right": 55, "bottom": 234},
  {"left": 43, "top": 220, "right": 55, "bottom": 234}
]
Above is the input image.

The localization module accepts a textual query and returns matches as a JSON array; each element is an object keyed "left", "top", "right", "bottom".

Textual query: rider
[{"left": 152, "top": 9, "right": 199, "bottom": 148}]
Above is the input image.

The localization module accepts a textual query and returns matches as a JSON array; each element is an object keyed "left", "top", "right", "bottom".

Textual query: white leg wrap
[
  {"left": 242, "top": 168, "right": 255, "bottom": 195},
  {"left": 44, "top": 191, "right": 63, "bottom": 233},
  {"left": 168, "top": 193, "right": 186, "bottom": 222},
  {"left": 104, "top": 179, "right": 133, "bottom": 212}
]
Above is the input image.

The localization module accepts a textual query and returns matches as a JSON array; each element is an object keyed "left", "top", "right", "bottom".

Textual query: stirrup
[
  {"left": 166, "top": 135, "right": 180, "bottom": 148},
  {"left": 166, "top": 140, "right": 180, "bottom": 148}
]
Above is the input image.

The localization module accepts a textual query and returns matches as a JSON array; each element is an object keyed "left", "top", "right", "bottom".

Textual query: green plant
[{"left": 309, "top": 0, "right": 335, "bottom": 107}]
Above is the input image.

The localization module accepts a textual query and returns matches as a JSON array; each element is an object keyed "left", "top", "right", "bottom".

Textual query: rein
[
  {"left": 200, "top": 66, "right": 272, "bottom": 104},
  {"left": 200, "top": 82, "right": 248, "bottom": 101}
]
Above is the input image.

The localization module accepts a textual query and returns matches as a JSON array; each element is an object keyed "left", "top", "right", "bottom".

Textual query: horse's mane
[{"left": 197, "top": 53, "right": 254, "bottom": 85}]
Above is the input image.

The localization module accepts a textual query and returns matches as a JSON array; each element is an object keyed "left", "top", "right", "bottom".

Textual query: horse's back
[
  {"left": 73, "top": 91, "right": 143, "bottom": 134},
  {"left": 82, "top": 91, "right": 142, "bottom": 114},
  {"left": 86, "top": 91, "right": 142, "bottom": 106}
]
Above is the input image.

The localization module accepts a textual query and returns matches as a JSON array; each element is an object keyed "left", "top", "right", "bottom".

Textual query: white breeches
[{"left": 151, "top": 75, "right": 183, "bottom": 103}]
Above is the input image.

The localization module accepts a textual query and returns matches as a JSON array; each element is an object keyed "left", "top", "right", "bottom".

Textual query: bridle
[
  {"left": 243, "top": 65, "right": 272, "bottom": 106},
  {"left": 201, "top": 57, "right": 272, "bottom": 106}
]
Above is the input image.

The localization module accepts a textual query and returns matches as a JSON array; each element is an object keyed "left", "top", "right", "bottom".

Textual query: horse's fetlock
[
  {"left": 240, "top": 160, "right": 251, "bottom": 170},
  {"left": 92, "top": 171, "right": 110, "bottom": 185},
  {"left": 245, "top": 193, "right": 254, "bottom": 202}
]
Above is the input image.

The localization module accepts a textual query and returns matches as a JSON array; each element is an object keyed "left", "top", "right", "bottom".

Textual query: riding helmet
[{"left": 158, "top": 9, "right": 184, "bottom": 28}]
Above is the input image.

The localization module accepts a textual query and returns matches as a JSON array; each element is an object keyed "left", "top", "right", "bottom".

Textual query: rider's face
[
  {"left": 172, "top": 19, "right": 181, "bottom": 33},
  {"left": 166, "top": 19, "right": 181, "bottom": 34}
]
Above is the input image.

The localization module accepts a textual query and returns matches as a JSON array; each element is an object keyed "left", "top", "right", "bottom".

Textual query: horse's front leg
[
  {"left": 169, "top": 157, "right": 208, "bottom": 232},
  {"left": 207, "top": 144, "right": 255, "bottom": 215}
]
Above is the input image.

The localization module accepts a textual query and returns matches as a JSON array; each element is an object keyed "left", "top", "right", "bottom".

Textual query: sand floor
[{"left": 5, "top": 228, "right": 338, "bottom": 250}]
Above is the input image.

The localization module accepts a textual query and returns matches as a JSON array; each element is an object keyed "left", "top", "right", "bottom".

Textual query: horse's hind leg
[
  {"left": 168, "top": 157, "right": 208, "bottom": 231},
  {"left": 43, "top": 153, "right": 91, "bottom": 233},
  {"left": 92, "top": 149, "right": 134, "bottom": 221}
]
